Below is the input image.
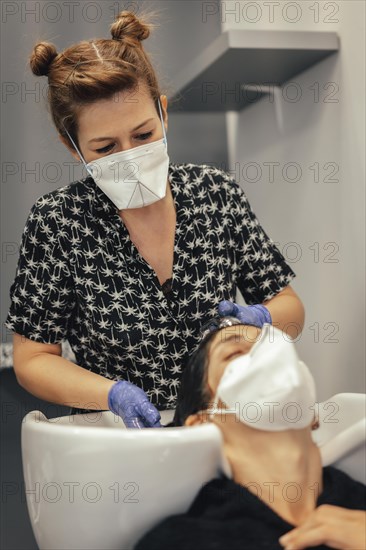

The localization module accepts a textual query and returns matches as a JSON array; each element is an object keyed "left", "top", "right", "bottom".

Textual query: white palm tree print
[{"left": 5, "top": 163, "right": 295, "bottom": 409}]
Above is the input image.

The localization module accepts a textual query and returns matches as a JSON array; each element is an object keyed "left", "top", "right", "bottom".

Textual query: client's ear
[
  {"left": 311, "top": 416, "right": 320, "bottom": 430},
  {"left": 184, "top": 413, "right": 205, "bottom": 427},
  {"left": 310, "top": 409, "right": 320, "bottom": 430}
]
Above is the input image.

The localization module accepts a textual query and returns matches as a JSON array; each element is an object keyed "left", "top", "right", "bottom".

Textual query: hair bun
[
  {"left": 110, "top": 10, "right": 151, "bottom": 44},
  {"left": 30, "top": 42, "right": 58, "bottom": 77}
]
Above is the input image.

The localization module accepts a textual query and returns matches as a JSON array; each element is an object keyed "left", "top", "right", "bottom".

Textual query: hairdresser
[{"left": 5, "top": 9, "right": 304, "bottom": 429}]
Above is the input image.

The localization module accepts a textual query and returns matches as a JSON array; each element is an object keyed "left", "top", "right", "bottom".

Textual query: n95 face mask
[
  {"left": 207, "top": 324, "right": 316, "bottom": 431},
  {"left": 63, "top": 98, "right": 170, "bottom": 211}
]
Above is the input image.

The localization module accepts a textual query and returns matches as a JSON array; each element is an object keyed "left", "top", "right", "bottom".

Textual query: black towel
[{"left": 134, "top": 466, "right": 366, "bottom": 550}]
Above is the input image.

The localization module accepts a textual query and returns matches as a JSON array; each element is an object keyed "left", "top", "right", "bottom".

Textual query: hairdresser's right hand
[{"left": 108, "top": 380, "right": 162, "bottom": 429}]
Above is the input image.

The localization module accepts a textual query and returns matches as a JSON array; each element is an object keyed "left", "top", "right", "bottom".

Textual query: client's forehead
[
  {"left": 205, "top": 325, "right": 256, "bottom": 392},
  {"left": 208, "top": 325, "right": 251, "bottom": 355}
]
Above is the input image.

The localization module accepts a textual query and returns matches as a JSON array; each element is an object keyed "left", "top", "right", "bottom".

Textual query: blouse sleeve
[
  {"left": 4, "top": 198, "right": 76, "bottom": 344},
  {"left": 221, "top": 171, "right": 296, "bottom": 304}
]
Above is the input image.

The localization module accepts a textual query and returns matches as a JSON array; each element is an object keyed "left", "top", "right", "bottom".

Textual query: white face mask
[
  {"left": 206, "top": 323, "right": 316, "bottom": 431},
  {"left": 63, "top": 98, "right": 169, "bottom": 210}
]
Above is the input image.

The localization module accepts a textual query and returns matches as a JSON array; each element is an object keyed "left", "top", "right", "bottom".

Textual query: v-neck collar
[{"left": 84, "top": 163, "right": 195, "bottom": 294}]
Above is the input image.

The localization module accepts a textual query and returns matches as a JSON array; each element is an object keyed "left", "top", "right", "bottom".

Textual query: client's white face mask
[
  {"left": 206, "top": 323, "right": 316, "bottom": 431},
  {"left": 63, "top": 98, "right": 169, "bottom": 210}
]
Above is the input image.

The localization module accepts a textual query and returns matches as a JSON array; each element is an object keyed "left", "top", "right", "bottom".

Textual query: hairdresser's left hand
[
  {"left": 218, "top": 300, "right": 272, "bottom": 328},
  {"left": 278, "top": 505, "right": 366, "bottom": 550}
]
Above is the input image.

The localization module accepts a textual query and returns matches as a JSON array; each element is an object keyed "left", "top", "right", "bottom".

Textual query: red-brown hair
[{"left": 29, "top": 9, "right": 166, "bottom": 149}]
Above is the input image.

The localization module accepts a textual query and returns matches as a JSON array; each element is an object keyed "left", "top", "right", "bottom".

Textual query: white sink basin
[{"left": 21, "top": 393, "right": 365, "bottom": 550}]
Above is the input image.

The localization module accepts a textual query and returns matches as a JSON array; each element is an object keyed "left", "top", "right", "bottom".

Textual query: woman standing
[{"left": 5, "top": 9, "right": 304, "bottom": 428}]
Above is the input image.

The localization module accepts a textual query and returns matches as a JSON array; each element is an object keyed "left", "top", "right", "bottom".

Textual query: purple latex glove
[
  {"left": 218, "top": 300, "right": 272, "bottom": 328},
  {"left": 108, "top": 380, "right": 162, "bottom": 429}
]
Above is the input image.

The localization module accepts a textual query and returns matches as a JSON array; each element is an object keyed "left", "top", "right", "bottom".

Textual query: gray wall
[{"left": 222, "top": 0, "right": 365, "bottom": 401}]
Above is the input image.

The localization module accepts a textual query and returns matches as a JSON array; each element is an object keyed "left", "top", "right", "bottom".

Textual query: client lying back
[{"left": 136, "top": 321, "right": 366, "bottom": 550}]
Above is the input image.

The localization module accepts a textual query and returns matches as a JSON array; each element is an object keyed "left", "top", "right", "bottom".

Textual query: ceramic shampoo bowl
[
  {"left": 21, "top": 409, "right": 223, "bottom": 550},
  {"left": 22, "top": 393, "right": 365, "bottom": 550}
]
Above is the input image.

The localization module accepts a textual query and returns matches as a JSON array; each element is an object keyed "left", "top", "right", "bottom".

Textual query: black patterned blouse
[{"left": 5, "top": 163, "right": 296, "bottom": 409}]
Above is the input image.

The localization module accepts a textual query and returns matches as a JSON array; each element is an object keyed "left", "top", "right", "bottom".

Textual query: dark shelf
[{"left": 168, "top": 29, "right": 339, "bottom": 112}]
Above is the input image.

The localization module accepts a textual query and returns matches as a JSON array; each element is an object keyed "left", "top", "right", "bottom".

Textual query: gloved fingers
[
  {"left": 139, "top": 400, "right": 162, "bottom": 428},
  {"left": 218, "top": 300, "right": 238, "bottom": 317},
  {"left": 116, "top": 399, "right": 144, "bottom": 428},
  {"left": 237, "top": 310, "right": 256, "bottom": 325},
  {"left": 123, "top": 415, "right": 146, "bottom": 429},
  {"left": 108, "top": 381, "right": 162, "bottom": 428},
  {"left": 150, "top": 418, "right": 163, "bottom": 428}
]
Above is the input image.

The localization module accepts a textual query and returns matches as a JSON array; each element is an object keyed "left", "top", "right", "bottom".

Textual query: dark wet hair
[{"left": 166, "top": 330, "right": 218, "bottom": 427}]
